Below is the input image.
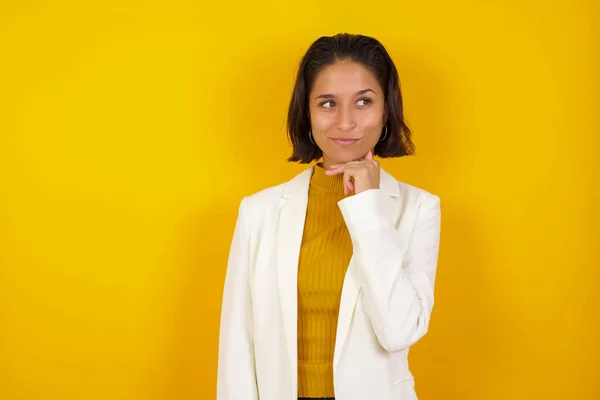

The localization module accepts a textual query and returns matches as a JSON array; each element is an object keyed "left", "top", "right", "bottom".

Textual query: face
[{"left": 308, "top": 60, "right": 388, "bottom": 167}]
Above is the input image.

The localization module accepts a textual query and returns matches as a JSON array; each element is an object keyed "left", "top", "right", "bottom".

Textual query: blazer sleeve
[
  {"left": 217, "top": 197, "right": 259, "bottom": 399},
  {"left": 338, "top": 188, "right": 441, "bottom": 353}
]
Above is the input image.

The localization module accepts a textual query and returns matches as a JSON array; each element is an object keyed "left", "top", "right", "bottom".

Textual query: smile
[{"left": 330, "top": 137, "right": 361, "bottom": 146}]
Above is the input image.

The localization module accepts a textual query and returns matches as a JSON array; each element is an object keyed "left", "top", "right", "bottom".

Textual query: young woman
[{"left": 217, "top": 33, "right": 441, "bottom": 400}]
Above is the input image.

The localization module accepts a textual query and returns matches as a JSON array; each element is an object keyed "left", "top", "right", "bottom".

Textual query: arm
[
  {"left": 217, "top": 197, "right": 259, "bottom": 399},
  {"left": 338, "top": 189, "right": 441, "bottom": 352}
]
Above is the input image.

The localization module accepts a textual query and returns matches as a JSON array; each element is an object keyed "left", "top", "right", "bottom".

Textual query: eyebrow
[{"left": 313, "top": 88, "right": 377, "bottom": 100}]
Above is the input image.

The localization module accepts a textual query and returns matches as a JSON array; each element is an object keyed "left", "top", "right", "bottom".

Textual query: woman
[{"left": 217, "top": 33, "right": 441, "bottom": 400}]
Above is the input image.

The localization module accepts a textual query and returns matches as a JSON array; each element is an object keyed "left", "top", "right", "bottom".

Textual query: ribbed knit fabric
[{"left": 297, "top": 163, "right": 353, "bottom": 398}]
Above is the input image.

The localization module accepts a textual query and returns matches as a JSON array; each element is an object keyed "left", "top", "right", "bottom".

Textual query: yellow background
[{"left": 1, "top": 1, "right": 598, "bottom": 399}]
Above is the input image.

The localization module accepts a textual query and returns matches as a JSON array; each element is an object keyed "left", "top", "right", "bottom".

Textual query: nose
[{"left": 337, "top": 104, "right": 357, "bottom": 132}]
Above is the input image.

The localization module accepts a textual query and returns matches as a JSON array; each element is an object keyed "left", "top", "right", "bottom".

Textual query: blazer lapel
[
  {"left": 276, "top": 166, "right": 313, "bottom": 394},
  {"left": 333, "top": 255, "right": 360, "bottom": 370},
  {"left": 334, "top": 167, "right": 402, "bottom": 370}
]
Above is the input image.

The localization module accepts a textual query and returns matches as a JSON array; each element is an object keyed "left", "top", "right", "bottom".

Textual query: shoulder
[
  {"left": 237, "top": 167, "right": 313, "bottom": 222},
  {"left": 381, "top": 170, "right": 441, "bottom": 220},
  {"left": 382, "top": 169, "right": 440, "bottom": 205},
  {"left": 242, "top": 182, "right": 286, "bottom": 211},
  {"left": 399, "top": 181, "right": 440, "bottom": 206}
]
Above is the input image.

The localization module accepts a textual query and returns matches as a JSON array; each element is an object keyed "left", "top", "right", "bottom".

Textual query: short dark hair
[{"left": 287, "top": 33, "right": 415, "bottom": 163}]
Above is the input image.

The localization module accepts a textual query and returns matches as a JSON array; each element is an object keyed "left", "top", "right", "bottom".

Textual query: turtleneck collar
[{"left": 310, "top": 162, "right": 345, "bottom": 194}]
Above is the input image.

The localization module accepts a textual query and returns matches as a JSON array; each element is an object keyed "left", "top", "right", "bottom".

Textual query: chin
[{"left": 334, "top": 150, "right": 368, "bottom": 163}]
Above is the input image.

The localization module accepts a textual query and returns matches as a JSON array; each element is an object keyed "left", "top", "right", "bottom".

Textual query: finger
[
  {"left": 365, "top": 150, "right": 373, "bottom": 160},
  {"left": 330, "top": 158, "right": 362, "bottom": 170},
  {"left": 344, "top": 172, "right": 354, "bottom": 195},
  {"left": 325, "top": 165, "right": 345, "bottom": 175},
  {"left": 343, "top": 174, "right": 353, "bottom": 195},
  {"left": 328, "top": 162, "right": 352, "bottom": 170},
  {"left": 347, "top": 178, "right": 355, "bottom": 194}
]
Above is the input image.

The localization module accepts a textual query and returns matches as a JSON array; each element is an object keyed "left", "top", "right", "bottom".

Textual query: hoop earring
[
  {"left": 308, "top": 130, "right": 316, "bottom": 145},
  {"left": 379, "top": 124, "right": 388, "bottom": 142}
]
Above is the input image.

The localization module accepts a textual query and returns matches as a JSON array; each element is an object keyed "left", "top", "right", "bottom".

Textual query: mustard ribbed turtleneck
[{"left": 297, "top": 163, "right": 353, "bottom": 398}]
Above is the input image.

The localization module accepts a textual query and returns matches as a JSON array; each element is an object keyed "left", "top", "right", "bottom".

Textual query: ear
[{"left": 383, "top": 103, "right": 389, "bottom": 122}]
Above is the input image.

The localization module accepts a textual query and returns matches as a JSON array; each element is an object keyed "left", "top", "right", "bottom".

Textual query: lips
[{"left": 330, "top": 137, "right": 361, "bottom": 146}]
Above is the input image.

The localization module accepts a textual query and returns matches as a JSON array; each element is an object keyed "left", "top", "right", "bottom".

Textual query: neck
[
  {"left": 310, "top": 163, "right": 345, "bottom": 194},
  {"left": 321, "top": 155, "right": 342, "bottom": 169}
]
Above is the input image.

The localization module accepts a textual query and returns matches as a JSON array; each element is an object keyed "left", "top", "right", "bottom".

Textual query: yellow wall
[{"left": 1, "top": 1, "right": 598, "bottom": 399}]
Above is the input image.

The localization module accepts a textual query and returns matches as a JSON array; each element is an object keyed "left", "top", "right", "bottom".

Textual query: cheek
[
  {"left": 359, "top": 112, "right": 384, "bottom": 132},
  {"left": 310, "top": 112, "right": 336, "bottom": 132}
]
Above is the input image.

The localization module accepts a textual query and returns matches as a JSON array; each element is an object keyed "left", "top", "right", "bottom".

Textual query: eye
[
  {"left": 357, "top": 98, "right": 372, "bottom": 107},
  {"left": 320, "top": 100, "right": 335, "bottom": 108}
]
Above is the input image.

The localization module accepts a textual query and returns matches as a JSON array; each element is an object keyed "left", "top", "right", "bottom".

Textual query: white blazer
[{"left": 217, "top": 166, "right": 441, "bottom": 400}]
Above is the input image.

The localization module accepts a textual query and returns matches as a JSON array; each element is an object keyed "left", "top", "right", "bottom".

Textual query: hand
[{"left": 325, "top": 150, "right": 381, "bottom": 196}]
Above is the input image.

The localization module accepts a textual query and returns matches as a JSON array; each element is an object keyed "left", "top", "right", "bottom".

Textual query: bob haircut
[{"left": 287, "top": 33, "right": 415, "bottom": 163}]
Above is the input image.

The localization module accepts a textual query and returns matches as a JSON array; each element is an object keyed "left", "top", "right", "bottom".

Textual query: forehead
[{"left": 311, "top": 60, "right": 381, "bottom": 95}]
